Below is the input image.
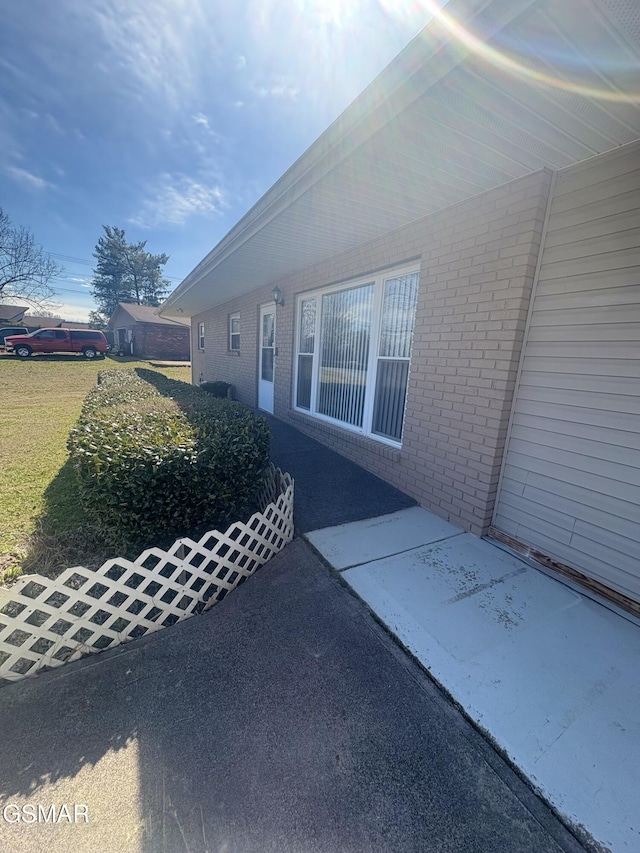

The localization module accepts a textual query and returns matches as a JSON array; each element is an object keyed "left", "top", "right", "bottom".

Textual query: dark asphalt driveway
[
  {"left": 265, "top": 415, "right": 416, "bottom": 533},
  {"left": 0, "top": 538, "right": 585, "bottom": 853}
]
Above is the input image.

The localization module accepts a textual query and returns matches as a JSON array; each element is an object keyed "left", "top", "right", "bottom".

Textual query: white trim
[
  {"left": 293, "top": 263, "right": 419, "bottom": 448},
  {"left": 198, "top": 321, "right": 205, "bottom": 350},
  {"left": 229, "top": 312, "right": 240, "bottom": 351},
  {"left": 258, "top": 303, "right": 276, "bottom": 413}
]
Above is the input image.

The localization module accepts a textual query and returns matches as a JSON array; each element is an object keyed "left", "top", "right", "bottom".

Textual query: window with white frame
[
  {"left": 198, "top": 322, "right": 205, "bottom": 350},
  {"left": 294, "top": 266, "right": 419, "bottom": 445},
  {"left": 229, "top": 313, "right": 240, "bottom": 351}
]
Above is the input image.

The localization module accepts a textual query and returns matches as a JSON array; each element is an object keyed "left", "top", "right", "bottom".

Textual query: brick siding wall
[
  {"left": 191, "top": 169, "right": 553, "bottom": 535},
  {"left": 191, "top": 287, "right": 276, "bottom": 405},
  {"left": 134, "top": 323, "right": 190, "bottom": 360}
]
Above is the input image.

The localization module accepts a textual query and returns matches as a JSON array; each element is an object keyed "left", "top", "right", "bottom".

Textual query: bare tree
[{"left": 0, "top": 208, "right": 62, "bottom": 306}]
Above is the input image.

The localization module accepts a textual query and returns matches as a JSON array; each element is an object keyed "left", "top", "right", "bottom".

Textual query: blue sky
[{"left": 0, "top": 0, "right": 432, "bottom": 321}]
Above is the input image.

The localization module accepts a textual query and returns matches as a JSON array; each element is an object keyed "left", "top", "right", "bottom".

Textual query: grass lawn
[{"left": 0, "top": 353, "right": 191, "bottom": 586}]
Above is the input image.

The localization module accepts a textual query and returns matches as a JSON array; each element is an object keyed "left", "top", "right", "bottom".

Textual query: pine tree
[{"left": 91, "top": 226, "right": 170, "bottom": 317}]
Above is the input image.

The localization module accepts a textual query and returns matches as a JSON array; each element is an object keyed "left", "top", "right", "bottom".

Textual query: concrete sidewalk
[
  {"left": 0, "top": 539, "right": 584, "bottom": 853},
  {"left": 308, "top": 508, "right": 640, "bottom": 853}
]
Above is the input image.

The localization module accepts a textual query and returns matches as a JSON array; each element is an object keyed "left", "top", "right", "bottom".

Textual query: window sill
[{"left": 289, "top": 410, "right": 403, "bottom": 463}]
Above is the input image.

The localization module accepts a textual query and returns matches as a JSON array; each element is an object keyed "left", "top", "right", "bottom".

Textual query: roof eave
[
  {"left": 160, "top": 0, "right": 640, "bottom": 318},
  {"left": 160, "top": 0, "right": 527, "bottom": 318}
]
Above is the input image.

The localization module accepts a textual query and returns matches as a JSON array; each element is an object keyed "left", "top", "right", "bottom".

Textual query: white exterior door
[{"left": 258, "top": 304, "right": 275, "bottom": 413}]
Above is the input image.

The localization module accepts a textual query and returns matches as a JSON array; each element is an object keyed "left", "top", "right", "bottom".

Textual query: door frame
[{"left": 258, "top": 302, "right": 276, "bottom": 413}]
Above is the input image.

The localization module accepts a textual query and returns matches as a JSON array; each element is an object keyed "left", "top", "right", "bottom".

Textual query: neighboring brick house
[
  {"left": 109, "top": 303, "right": 190, "bottom": 360},
  {"left": 161, "top": 0, "right": 639, "bottom": 615}
]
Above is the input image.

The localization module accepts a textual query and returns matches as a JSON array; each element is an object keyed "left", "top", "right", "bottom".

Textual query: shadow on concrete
[{"left": 0, "top": 539, "right": 585, "bottom": 853}]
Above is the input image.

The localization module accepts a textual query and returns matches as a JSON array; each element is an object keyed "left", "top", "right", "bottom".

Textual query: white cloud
[
  {"left": 250, "top": 77, "right": 301, "bottom": 99},
  {"left": 235, "top": 55, "right": 246, "bottom": 70},
  {"left": 191, "top": 113, "right": 221, "bottom": 141},
  {"left": 60, "top": 276, "right": 91, "bottom": 286},
  {"left": 91, "top": 0, "right": 217, "bottom": 108},
  {"left": 5, "top": 165, "right": 52, "bottom": 190},
  {"left": 129, "top": 174, "right": 225, "bottom": 227},
  {"left": 193, "top": 112, "right": 210, "bottom": 128},
  {"left": 44, "top": 112, "right": 65, "bottom": 134},
  {"left": 55, "top": 302, "right": 91, "bottom": 322},
  {"left": 26, "top": 301, "right": 90, "bottom": 322}
]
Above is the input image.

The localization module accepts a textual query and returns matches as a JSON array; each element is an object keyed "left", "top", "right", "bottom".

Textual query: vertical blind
[
  {"left": 297, "top": 298, "right": 315, "bottom": 410},
  {"left": 372, "top": 274, "right": 419, "bottom": 440},
  {"left": 318, "top": 285, "right": 373, "bottom": 427},
  {"left": 295, "top": 269, "right": 419, "bottom": 444}
]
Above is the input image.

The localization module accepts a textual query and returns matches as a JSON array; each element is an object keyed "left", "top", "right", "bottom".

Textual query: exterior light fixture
[{"left": 272, "top": 286, "right": 284, "bottom": 306}]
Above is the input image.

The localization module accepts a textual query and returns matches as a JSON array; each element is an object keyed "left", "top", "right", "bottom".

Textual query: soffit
[{"left": 162, "top": 0, "right": 640, "bottom": 317}]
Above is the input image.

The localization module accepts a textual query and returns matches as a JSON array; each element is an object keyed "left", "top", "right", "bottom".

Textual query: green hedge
[
  {"left": 200, "top": 380, "right": 232, "bottom": 398},
  {"left": 67, "top": 369, "right": 270, "bottom": 541}
]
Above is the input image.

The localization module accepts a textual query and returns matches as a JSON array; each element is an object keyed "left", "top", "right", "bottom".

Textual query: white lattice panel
[{"left": 0, "top": 466, "right": 293, "bottom": 684}]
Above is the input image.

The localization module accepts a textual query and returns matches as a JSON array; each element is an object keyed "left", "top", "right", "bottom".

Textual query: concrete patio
[{"left": 308, "top": 508, "right": 640, "bottom": 853}]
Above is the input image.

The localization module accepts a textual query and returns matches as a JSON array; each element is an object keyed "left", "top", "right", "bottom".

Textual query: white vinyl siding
[
  {"left": 293, "top": 266, "right": 419, "bottom": 446},
  {"left": 494, "top": 142, "right": 640, "bottom": 604}
]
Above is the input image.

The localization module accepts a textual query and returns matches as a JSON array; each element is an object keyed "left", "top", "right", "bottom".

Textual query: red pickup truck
[{"left": 6, "top": 328, "right": 109, "bottom": 359}]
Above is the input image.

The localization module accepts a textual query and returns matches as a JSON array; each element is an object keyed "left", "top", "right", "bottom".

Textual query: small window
[
  {"left": 55, "top": 330, "right": 68, "bottom": 339},
  {"left": 198, "top": 322, "right": 205, "bottom": 350},
  {"left": 229, "top": 314, "right": 240, "bottom": 351}
]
